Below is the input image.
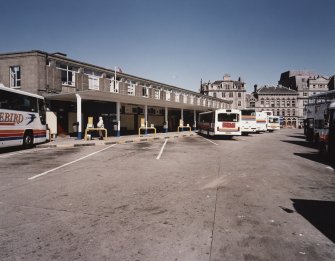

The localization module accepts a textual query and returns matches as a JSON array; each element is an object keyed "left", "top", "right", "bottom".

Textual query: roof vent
[{"left": 51, "top": 52, "right": 67, "bottom": 57}]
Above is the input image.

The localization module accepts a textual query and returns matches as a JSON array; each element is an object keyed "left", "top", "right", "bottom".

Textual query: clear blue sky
[{"left": 1, "top": 0, "right": 334, "bottom": 92}]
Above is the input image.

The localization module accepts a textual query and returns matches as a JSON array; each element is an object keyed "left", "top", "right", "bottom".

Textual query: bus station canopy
[{"left": 45, "top": 90, "right": 221, "bottom": 111}]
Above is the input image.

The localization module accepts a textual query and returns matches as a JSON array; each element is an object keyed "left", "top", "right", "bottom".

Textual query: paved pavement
[
  {"left": 1, "top": 129, "right": 334, "bottom": 261},
  {"left": 37, "top": 131, "right": 196, "bottom": 148}
]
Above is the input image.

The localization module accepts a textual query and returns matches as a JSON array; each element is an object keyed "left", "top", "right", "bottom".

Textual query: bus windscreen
[
  {"left": 218, "top": 113, "right": 239, "bottom": 122},
  {"left": 269, "top": 118, "right": 279, "bottom": 123}
]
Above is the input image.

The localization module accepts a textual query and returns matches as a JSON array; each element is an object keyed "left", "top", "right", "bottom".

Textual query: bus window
[
  {"left": 38, "top": 99, "right": 46, "bottom": 125},
  {"left": 218, "top": 113, "right": 239, "bottom": 122}
]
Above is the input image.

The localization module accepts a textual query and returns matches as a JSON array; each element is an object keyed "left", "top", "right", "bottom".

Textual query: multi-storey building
[
  {"left": 328, "top": 75, "right": 335, "bottom": 91},
  {"left": 0, "top": 50, "right": 231, "bottom": 137},
  {"left": 278, "top": 70, "right": 330, "bottom": 125},
  {"left": 249, "top": 85, "right": 299, "bottom": 128},
  {"left": 200, "top": 74, "right": 246, "bottom": 109}
]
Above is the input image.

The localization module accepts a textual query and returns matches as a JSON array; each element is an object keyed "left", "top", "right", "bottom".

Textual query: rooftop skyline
[{"left": 1, "top": 0, "right": 334, "bottom": 93}]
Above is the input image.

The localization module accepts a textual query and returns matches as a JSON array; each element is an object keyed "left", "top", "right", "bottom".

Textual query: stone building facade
[
  {"left": 248, "top": 85, "right": 299, "bottom": 128},
  {"left": 278, "top": 70, "right": 330, "bottom": 124},
  {"left": 200, "top": 74, "right": 246, "bottom": 109}
]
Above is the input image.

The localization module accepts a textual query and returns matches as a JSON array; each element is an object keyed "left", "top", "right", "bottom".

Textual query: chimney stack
[{"left": 254, "top": 84, "right": 258, "bottom": 93}]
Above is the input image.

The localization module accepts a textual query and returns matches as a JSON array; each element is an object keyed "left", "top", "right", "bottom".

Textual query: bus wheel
[{"left": 23, "top": 131, "right": 33, "bottom": 149}]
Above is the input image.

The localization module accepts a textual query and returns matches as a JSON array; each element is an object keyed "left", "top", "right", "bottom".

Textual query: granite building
[
  {"left": 278, "top": 70, "right": 330, "bottom": 125},
  {"left": 200, "top": 74, "right": 246, "bottom": 109},
  {"left": 249, "top": 85, "right": 299, "bottom": 128}
]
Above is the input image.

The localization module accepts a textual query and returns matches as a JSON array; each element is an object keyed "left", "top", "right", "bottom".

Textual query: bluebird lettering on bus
[{"left": 0, "top": 112, "right": 24, "bottom": 125}]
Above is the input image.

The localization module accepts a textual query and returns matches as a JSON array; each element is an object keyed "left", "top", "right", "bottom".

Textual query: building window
[
  {"left": 165, "top": 90, "right": 171, "bottom": 101},
  {"left": 183, "top": 94, "right": 188, "bottom": 103},
  {"left": 10, "top": 66, "right": 21, "bottom": 87},
  {"left": 88, "top": 75, "right": 99, "bottom": 90},
  {"left": 250, "top": 101, "right": 255, "bottom": 108},
  {"left": 58, "top": 64, "right": 77, "bottom": 86},
  {"left": 292, "top": 109, "right": 296, "bottom": 116},
  {"left": 286, "top": 100, "right": 290, "bottom": 107},
  {"left": 222, "top": 92, "right": 226, "bottom": 98},
  {"left": 238, "top": 92, "right": 241, "bottom": 98},
  {"left": 260, "top": 99, "right": 264, "bottom": 107},
  {"left": 281, "top": 100, "right": 285, "bottom": 107},
  {"left": 229, "top": 92, "right": 233, "bottom": 98},
  {"left": 213, "top": 92, "right": 217, "bottom": 98},
  {"left": 292, "top": 99, "right": 296, "bottom": 107},
  {"left": 190, "top": 95, "right": 194, "bottom": 104},
  {"left": 282, "top": 110, "right": 285, "bottom": 116},
  {"left": 154, "top": 89, "right": 160, "bottom": 100},
  {"left": 238, "top": 101, "right": 241, "bottom": 106},
  {"left": 303, "top": 92, "right": 308, "bottom": 96},
  {"left": 175, "top": 93, "right": 180, "bottom": 102},
  {"left": 265, "top": 100, "right": 269, "bottom": 107},
  {"left": 127, "top": 81, "right": 136, "bottom": 96},
  {"left": 271, "top": 100, "right": 275, "bottom": 107},
  {"left": 142, "top": 85, "right": 149, "bottom": 97}
]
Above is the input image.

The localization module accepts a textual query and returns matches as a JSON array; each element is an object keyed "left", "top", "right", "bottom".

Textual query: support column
[
  {"left": 144, "top": 104, "right": 148, "bottom": 135},
  {"left": 193, "top": 110, "right": 197, "bottom": 131},
  {"left": 116, "top": 101, "right": 121, "bottom": 137},
  {"left": 164, "top": 106, "right": 168, "bottom": 133},
  {"left": 75, "top": 94, "right": 82, "bottom": 139},
  {"left": 180, "top": 108, "right": 184, "bottom": 132}
]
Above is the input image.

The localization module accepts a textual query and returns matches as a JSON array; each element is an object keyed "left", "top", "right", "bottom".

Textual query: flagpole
[{"left": 114, "top": 66, "right": 116, "bottom": 89}]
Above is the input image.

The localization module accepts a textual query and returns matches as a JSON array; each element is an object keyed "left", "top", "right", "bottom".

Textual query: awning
[{"left": 45, "top": 90, "right": 219, "bottom": 111}]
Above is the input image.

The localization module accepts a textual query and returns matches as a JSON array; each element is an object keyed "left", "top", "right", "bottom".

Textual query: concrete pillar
[
  {"left": 181, "top": 108, "right": 184, "bottom": 123},
  {"left": 144, "top": 104, "right": 148, "bottom": 135},
  {"left": 193, "top": 110, "right": 197, "bottom": 130},
  {"left": 164, "top": 106, "right": 168, "bottom": 133},
  {"left": 75, "top": 94, "right": 82, "bottom": 139},
  {"left": 116, "top": 101, "right": 121, "bottom": 137}
]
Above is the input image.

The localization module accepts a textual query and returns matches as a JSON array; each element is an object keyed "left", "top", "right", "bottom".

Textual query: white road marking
[
  {"left": 156, "top": 138, "right": 168, "bottom": 160},
  {"left": 0, "top": 148, "right": 50, "bottom": 159},
  {"left": 28, "top": 144, "right": 117, "bottom": 180},
  {"left": 198, "top": 135, "right": 218, "bottom": 145}
]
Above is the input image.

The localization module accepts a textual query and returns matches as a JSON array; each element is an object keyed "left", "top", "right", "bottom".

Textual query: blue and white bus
[{"left": 0, "top": 84, "right": 48, "bottom": 148}]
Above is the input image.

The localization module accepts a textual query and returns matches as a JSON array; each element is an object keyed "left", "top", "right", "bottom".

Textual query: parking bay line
[
  {"left": 28, "top": 144, "right": 117, "bottom": 180},
  {"left": 0, "top": 147, "right": 50, "bottom": 159},
  {"left": 156, "top": 138, "right": 168, "bottom": 160},
  {"left": 198, "top": 135, "right": 218, "bottom": 145}
]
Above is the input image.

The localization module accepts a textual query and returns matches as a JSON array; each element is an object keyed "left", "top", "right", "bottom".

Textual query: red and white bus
[
  {"left": 319, "top": 101, "right": 335, "bottom": 160},
  {"left": 267, "top": 116, "right": 280, "bottom": 131},
  {"left": 198, "top": 109, "right": 241, "bottom": 137},
  {"left": 0, "top": 84, "right": 48, "bottom": 148},
  {"left": 255, "top": 111, "right": 268, "bottom": 132},
  {"left": 304, "top": 90, "right": 335, "bottom": 159},
  {"left": 241, "top": 108, "right": 257, "bottom": 134}
]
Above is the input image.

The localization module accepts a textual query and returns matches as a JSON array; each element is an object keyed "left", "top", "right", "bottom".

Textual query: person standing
[{"left": 97, "top": 116, "right": 104, "bottom": 140}]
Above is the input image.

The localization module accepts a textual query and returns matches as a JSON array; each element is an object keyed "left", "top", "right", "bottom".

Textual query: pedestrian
[{"left": 97, "top": 116, "right": 104, "bottom": 140}]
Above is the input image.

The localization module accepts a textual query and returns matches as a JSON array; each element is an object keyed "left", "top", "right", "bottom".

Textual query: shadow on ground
[
  {"left": 287, "top": 135, "right": 306, "bottom": 140},
  {"left": 292, "top": 199, "right": 335, "bottom": 244},
  {"left": 294, "top": 152, "right": 335, "bottom": 168},
  {"left": 281, "top": 140, "right": 315, "bottom": 149},
  {"left": 197, "top": 133, "right": 239, "bottom": 141}
]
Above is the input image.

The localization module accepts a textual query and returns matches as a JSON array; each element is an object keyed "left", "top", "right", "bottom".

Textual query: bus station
[{"left": 0, "top": 50, "right": 232, "bottom": 141}]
